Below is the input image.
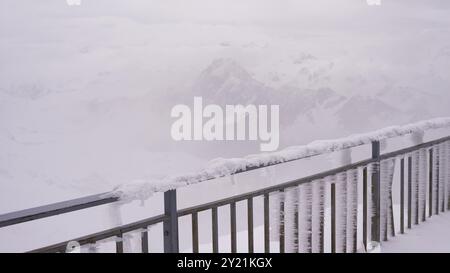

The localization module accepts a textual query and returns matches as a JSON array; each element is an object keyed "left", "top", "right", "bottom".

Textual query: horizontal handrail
[{"left": 0, "top": 193, "right": 118, "bottom": 229}]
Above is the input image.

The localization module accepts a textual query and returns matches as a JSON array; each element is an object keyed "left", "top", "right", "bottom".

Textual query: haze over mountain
[{"left": 1, "top": 0, "right": 450, "bottom": 211}]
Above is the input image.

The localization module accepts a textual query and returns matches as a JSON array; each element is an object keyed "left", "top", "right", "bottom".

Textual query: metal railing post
[
  {"left": 163, "top": 189, "right": 179, "bottom": 253},
  {"left": 371, "top": 141, "right": 381, "bottom": 243}
]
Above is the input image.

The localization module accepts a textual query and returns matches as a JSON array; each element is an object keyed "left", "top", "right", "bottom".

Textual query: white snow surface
[
  {"left": 109, "top": 117, "right": 450, "bottom": 203},
  {"left": 382, "top": 212, "right": 450, "bottom": 253}
]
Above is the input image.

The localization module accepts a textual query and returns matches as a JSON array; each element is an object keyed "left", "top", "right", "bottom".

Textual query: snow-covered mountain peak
[{"left": 202, "top": 58, "right": 252, "bottom": 82}]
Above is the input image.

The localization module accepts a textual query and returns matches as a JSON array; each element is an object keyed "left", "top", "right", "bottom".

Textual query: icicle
[
  {"left": 260, "top": 168, "right": 268, "bottom": 177},
  {"left": 346, "top": 168, "right": 358, "bottom": 252},
  {"left": 433, "top": 145, "right": 440, "bottom": 214},
  {"left": 379, "top": 160, "right": 388, "bottom": 240},
  {"left": 418, "top": 148, "right": 427, "bottom": 222},
  {"left": 439, "top": 143, "right": 447, "bottom": 212},
  {"left": 269, "top": 191, "right": 281, "bottom": 242},
  {"left": 368, "top": 161, "right": 379, "bottom": 246},
  {"left": 311, "top": 179, "right": 325, "bottom": 253},
  {"left": 410, "top": 132, "right": 423, "bottom": 224},
  {"left": 107, "top": 204, "right": 132, "bottom": 252},
  {"left": 366, "top": 164, "right": 373, "bottom": 245},
  {"left": 124, "top": 230, "right": 145, "bottom": 253},
  {"left": 284, "top": 187, "right": 299, "bottom": 253},
  {"left": 323, "top": 175, "right": 335, "bottom": 253},
  {"left": 411, "top": 150, "right": 420, "bottom": 225},
  {"left": 381, "top": 158, "right": 396, "bottom": 240},
  {"left": 87, "top": 243, "right": 99, "bottom": 253},
  {"left": 230, "top": 175, "right": 236, "bottom": 186},
  {"left": 410, "top": 131, "right": 424, "bottom": 146},
  {"left": 335, "top": 172, "right": 347, "bottom": 253},
  {"left": 447, "top": 141, "right": 450, "bottom": 210},
  {"left": 298, "top": 183, "right": 312, "bottom": 253},
  {"left": 267, "top": 166, "right": 277, "bottom": 186}
]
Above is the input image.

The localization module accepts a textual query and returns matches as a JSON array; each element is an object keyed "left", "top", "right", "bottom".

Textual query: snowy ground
[{"left": 382, "top": 213, "right": 450, "bottom": 253}]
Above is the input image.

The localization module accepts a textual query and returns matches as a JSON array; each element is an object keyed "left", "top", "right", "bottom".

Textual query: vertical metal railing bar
[
  {"left": 390, "top": 194, "right": 395, "bottom": 238},
  {"left": 446, "top": 141, "right": 450, "bottom": 212},
  {"left": 414, "top": 152, "right": 420, "bottom": 225},
  {"left": 319, "top": 182, "right": 325, "bottom": 253},
  {"left": 400, "top": 158, "right": 405, "bottom": 234},
  {"left": 279, "top": 189, "right": 285, "bottom": 253},
  {"left": 441, "top": 143, "right": 446, "bottom": 213},
  {"left": 341, "top": 175, "right": 348, "bottom": 253},
  {"left": 331, "top": 183, "right": 336, "bottom": 253},
  {"left": 264, "top": 193, "right": 270, "bottom": 253},
  {"left": 447, "top": 141, "right": 450, "bottom": 211},
  {"left": 381, "top": 163, "right": 389, "bottom": 242},
  {"left": 352, "top": 173, "right": 358, "bottom": 253},
  {"left": 363, "top": 167, "right": 368, "bottom": 250},
  {"left": 306, "top": 185, "right": 313, "bottom": 253},
  {"left": 212, "top": 207, "right": 219, "bottom": 253},
  {"left": 421, "top": 150, "right": 427, "bottom": 223},
  {"left": 230, "top": 202, "right": 237, "bottom": 253},
  {"left": 436, "top": 146, "right": 440, "bottom": 216},
  {"left": 247, "top": 197, "right": 254, "bottom": 253},
  {"left": 371, "top": 141, "right": 381, "bottom": 243},
  {"left": 448, "top": 141, "right": 450, "bottom": 211},
  {"left": 116, "top": 233, "right": 123, "bottom": 253},
  {"left": 294, "top": 189, "right": 299, "bottom": 253},
  {"left": 383, "top": 165, "right": 389, "bottom": 241},
  {"left": 141, "top": 229, "right": 149, "bottom": 253},
  {"left": 191, "top": 212, "right": 199, "bottom": 253},
  {"left": 163, "top": 190, "right": 179, "bottom": 253},
  {"left": 408, "top": 156, "right": 413, "bottom": 229},
  {"left": 429, "top": 149, "right": 433, "bottom": 217}
]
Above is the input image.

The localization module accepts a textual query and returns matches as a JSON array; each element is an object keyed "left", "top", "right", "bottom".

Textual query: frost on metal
[
  {"left": 418, "top": 149, "right": 427, "bottom": 222},
  {"left": 109, "top": 117, "right": 450, "bottom": 203},
  {"left": 335, "top": 172, "right": 347, "bottom": 253},
  {"left": 269, "top": 191, "right": 282, "bottom": 242},
  {"left": 380, "top": 158, "right": 395, "bottom": 240},
  {"left": 446, "top": 142, "right": 450, "bottom": 210},
  {"left": 369, "top": 161, "right": 379, "bottom": 243},
  {"left": 433, "top": 145, "right": 441, "bottom": 214},
  {"left": 346, "top": 168, "right": 358, "bottom": 252},
  {"left": 298, "top": 183, "right": 313, "bottom": 253},
  {"left": 284, "top": 186, "right": 299, "bottom": 253},
  {"left": 311, "top": 179, "right": 325, "bottom": 253},
  {"left": 438, "top": 143, "right": 447, "bottom": 212}
]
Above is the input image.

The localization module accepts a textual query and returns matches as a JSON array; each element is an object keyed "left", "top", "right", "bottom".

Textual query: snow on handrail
[{"left": 109, "top": 117, "right": 450, "bottom": 203}]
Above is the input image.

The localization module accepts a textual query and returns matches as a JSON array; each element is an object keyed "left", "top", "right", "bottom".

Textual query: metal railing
[{"left": 1, "top": 134, "right": 450, "bottom": 253}]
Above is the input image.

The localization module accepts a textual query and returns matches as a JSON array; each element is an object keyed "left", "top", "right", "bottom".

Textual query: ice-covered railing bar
[
  {"left": 0, "top": 193, "right": 118, "bottom": 228},
  {"left": 110, "top": 117, "right": 450, "bottom": 203}
]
